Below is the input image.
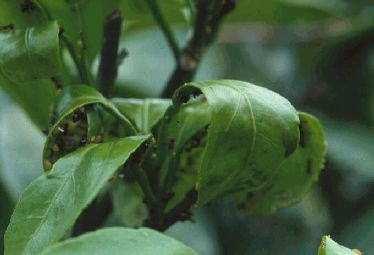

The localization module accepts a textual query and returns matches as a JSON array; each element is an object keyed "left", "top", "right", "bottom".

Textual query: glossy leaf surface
[
  {"left": 173, "top": 80, "right": 300, "bottom": 205},
  {"left": 0, "top": 22, "right": 60, "bottom": 129},
  {"left": 37, "top": 0, "right": 120, "bottom": 63},
  {"left": 241, "top": 112, "right": 326, "bottom": 214},
  {"left": 5, "top": 136, "right": 149, "bottom": 255},
  {"left": 112, "top": 98, "right": 171, "bottom": 134},
  {"left": 40, "top": 227, "right": 198, "bottom": 255}
]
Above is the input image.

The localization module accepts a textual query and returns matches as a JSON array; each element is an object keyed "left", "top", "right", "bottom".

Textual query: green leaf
[
  {"left": 0, "top": 0, "right": 46, "bottom": 29},
  {"left": 120, "top": 0, "right": 188, "bottom": 32},
  {"left": 173, "top": 80, "right": 300, "bottom": 205},
  {"left": 112, "top": 97, "right": 209, "bottom": 213},
  {"left": 40, "top": 227, "right": 198, "bottom": 255},
  {"left": 155, "top": 99, "right": 210, "bottom": 211},
  {"left": 112, "top": 98, "right": 171, "bottom": 134},
  {"left": 0, "top": 22, "right": 61, "bottom": 129},
  {"left": 318, "top": 236, "right": 361, "bottom": 255},
  {"left": 120, "top": 0, "right": 341, "bottom": 32},
  {"left": 164, "top": 145, "right": 204, "bottom": 213},
  {"left": 109, "top": 180, "right": 148, "bottom": 228},
  {"left": 239, "top": 112, "right": 326, "bottom": 214},
  {"left": 43, "top": 85, "right": 137, "bottom": 169},
  {"left": 4, "top": 136, "right": 149, "bottom": 255},
  {"left": 37, "top": 0, "right": 120, "bottom": 63},
  {"left": 226, "top": 0, "right": 345, "bottom": 25},
  {"left": 0, "top": 21, "right": 60, "bottom": 82}
]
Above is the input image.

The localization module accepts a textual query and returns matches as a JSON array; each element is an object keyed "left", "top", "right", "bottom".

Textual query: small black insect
[{"left": 20, "top": 0, "right": 36, "bottom": 13}]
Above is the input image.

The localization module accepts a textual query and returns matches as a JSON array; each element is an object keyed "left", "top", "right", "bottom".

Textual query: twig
[
  {"left": 97, "top": 9, "right": 123, "bottom": 97},
  {"left": 144, "top": 0, "right": 181, "bottom": 62},
  {"left": 161, "top": 0, "right": 236, "bottom": 98}
]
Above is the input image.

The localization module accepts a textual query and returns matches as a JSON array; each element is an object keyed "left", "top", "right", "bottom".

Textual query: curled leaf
[
  {"left": 43, "top": 85, "right": 137, "bottom": 170},
  {"left": 239, "top": 112, "right": 326, "bottom": 214},
  {"left": 172, "top": 80, "right": 300, "bottom": 205}
]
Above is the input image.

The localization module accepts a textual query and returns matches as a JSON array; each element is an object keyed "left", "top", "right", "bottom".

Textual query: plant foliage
[{"left": 0, "top": 0, "right": 341, "bottom": 254}]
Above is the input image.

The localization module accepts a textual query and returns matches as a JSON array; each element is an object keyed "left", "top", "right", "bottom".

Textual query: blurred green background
[{"left": 0, "top": 0, "right": 373, "bottom": 254}]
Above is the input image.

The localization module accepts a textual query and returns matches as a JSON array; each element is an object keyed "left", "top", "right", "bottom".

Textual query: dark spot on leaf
[
  {"left": 51, "top": 77, "right": 63, "bottom": 90},
  {"left": 168, "top": 138, "right": 176, "bottom": 150},
  {"left": 80, "top": 137, "right": 87, "bottom": 144},
  {"left": 162, "top": 192, "right": 174, "bottom": 202},
  {"left": 221, "top": 0, "right": 237, "bottom": 15},
  {"left": 283, "top": 136, "right": 295, "bottom": 158},
  {"left": 299, "top": 123, "right": 306, "bottom": 148},
  {"left": 20, "top": 0, "right": 36, "bottom": 13}
]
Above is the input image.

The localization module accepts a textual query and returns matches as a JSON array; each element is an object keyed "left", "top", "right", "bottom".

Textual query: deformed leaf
[
  {"left": 51, "top": 85, "right": 134, "bottom": 129},
  {"left": 5, "top": 136, "right": 149, "bottom": 255},
  {"left": 113, "top": 97, "right": 211, "bottom": 213},
  {"left": 156, "top": 99, "right": 210, "bottom": 183},
  {"left": 318, "top": 236, "right": 361, "bottom": 255},
  {"left": 240, "top": 112, "right": 326, "bottom": 214},
  {"left": 0, "top": 22, "right": 61, "bottom": 129},
  {"left": 154, "top": 99, "right": 210, "bottom": 212},
  {"left": 172, "top": 80, "right": 300, "bottom": 205},
  {"left": 43, "top": 85, "right": 137, "bottom": 169},
  {"left": 40, "top": 227, "right": 198, "bottom": 255},
  {"left": 164, "top": 145, "right": 205, "bottom": 213}
]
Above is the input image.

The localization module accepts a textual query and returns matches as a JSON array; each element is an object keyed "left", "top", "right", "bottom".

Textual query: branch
[
  {"left": 97, "top": 9, "right": 123, "bottom": 97},
  {"left": 161, "top": 0, "right": 236, "bottom": 98},
  {"left": 144, "top": 0, "right": 181, "bottom": 62}
]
